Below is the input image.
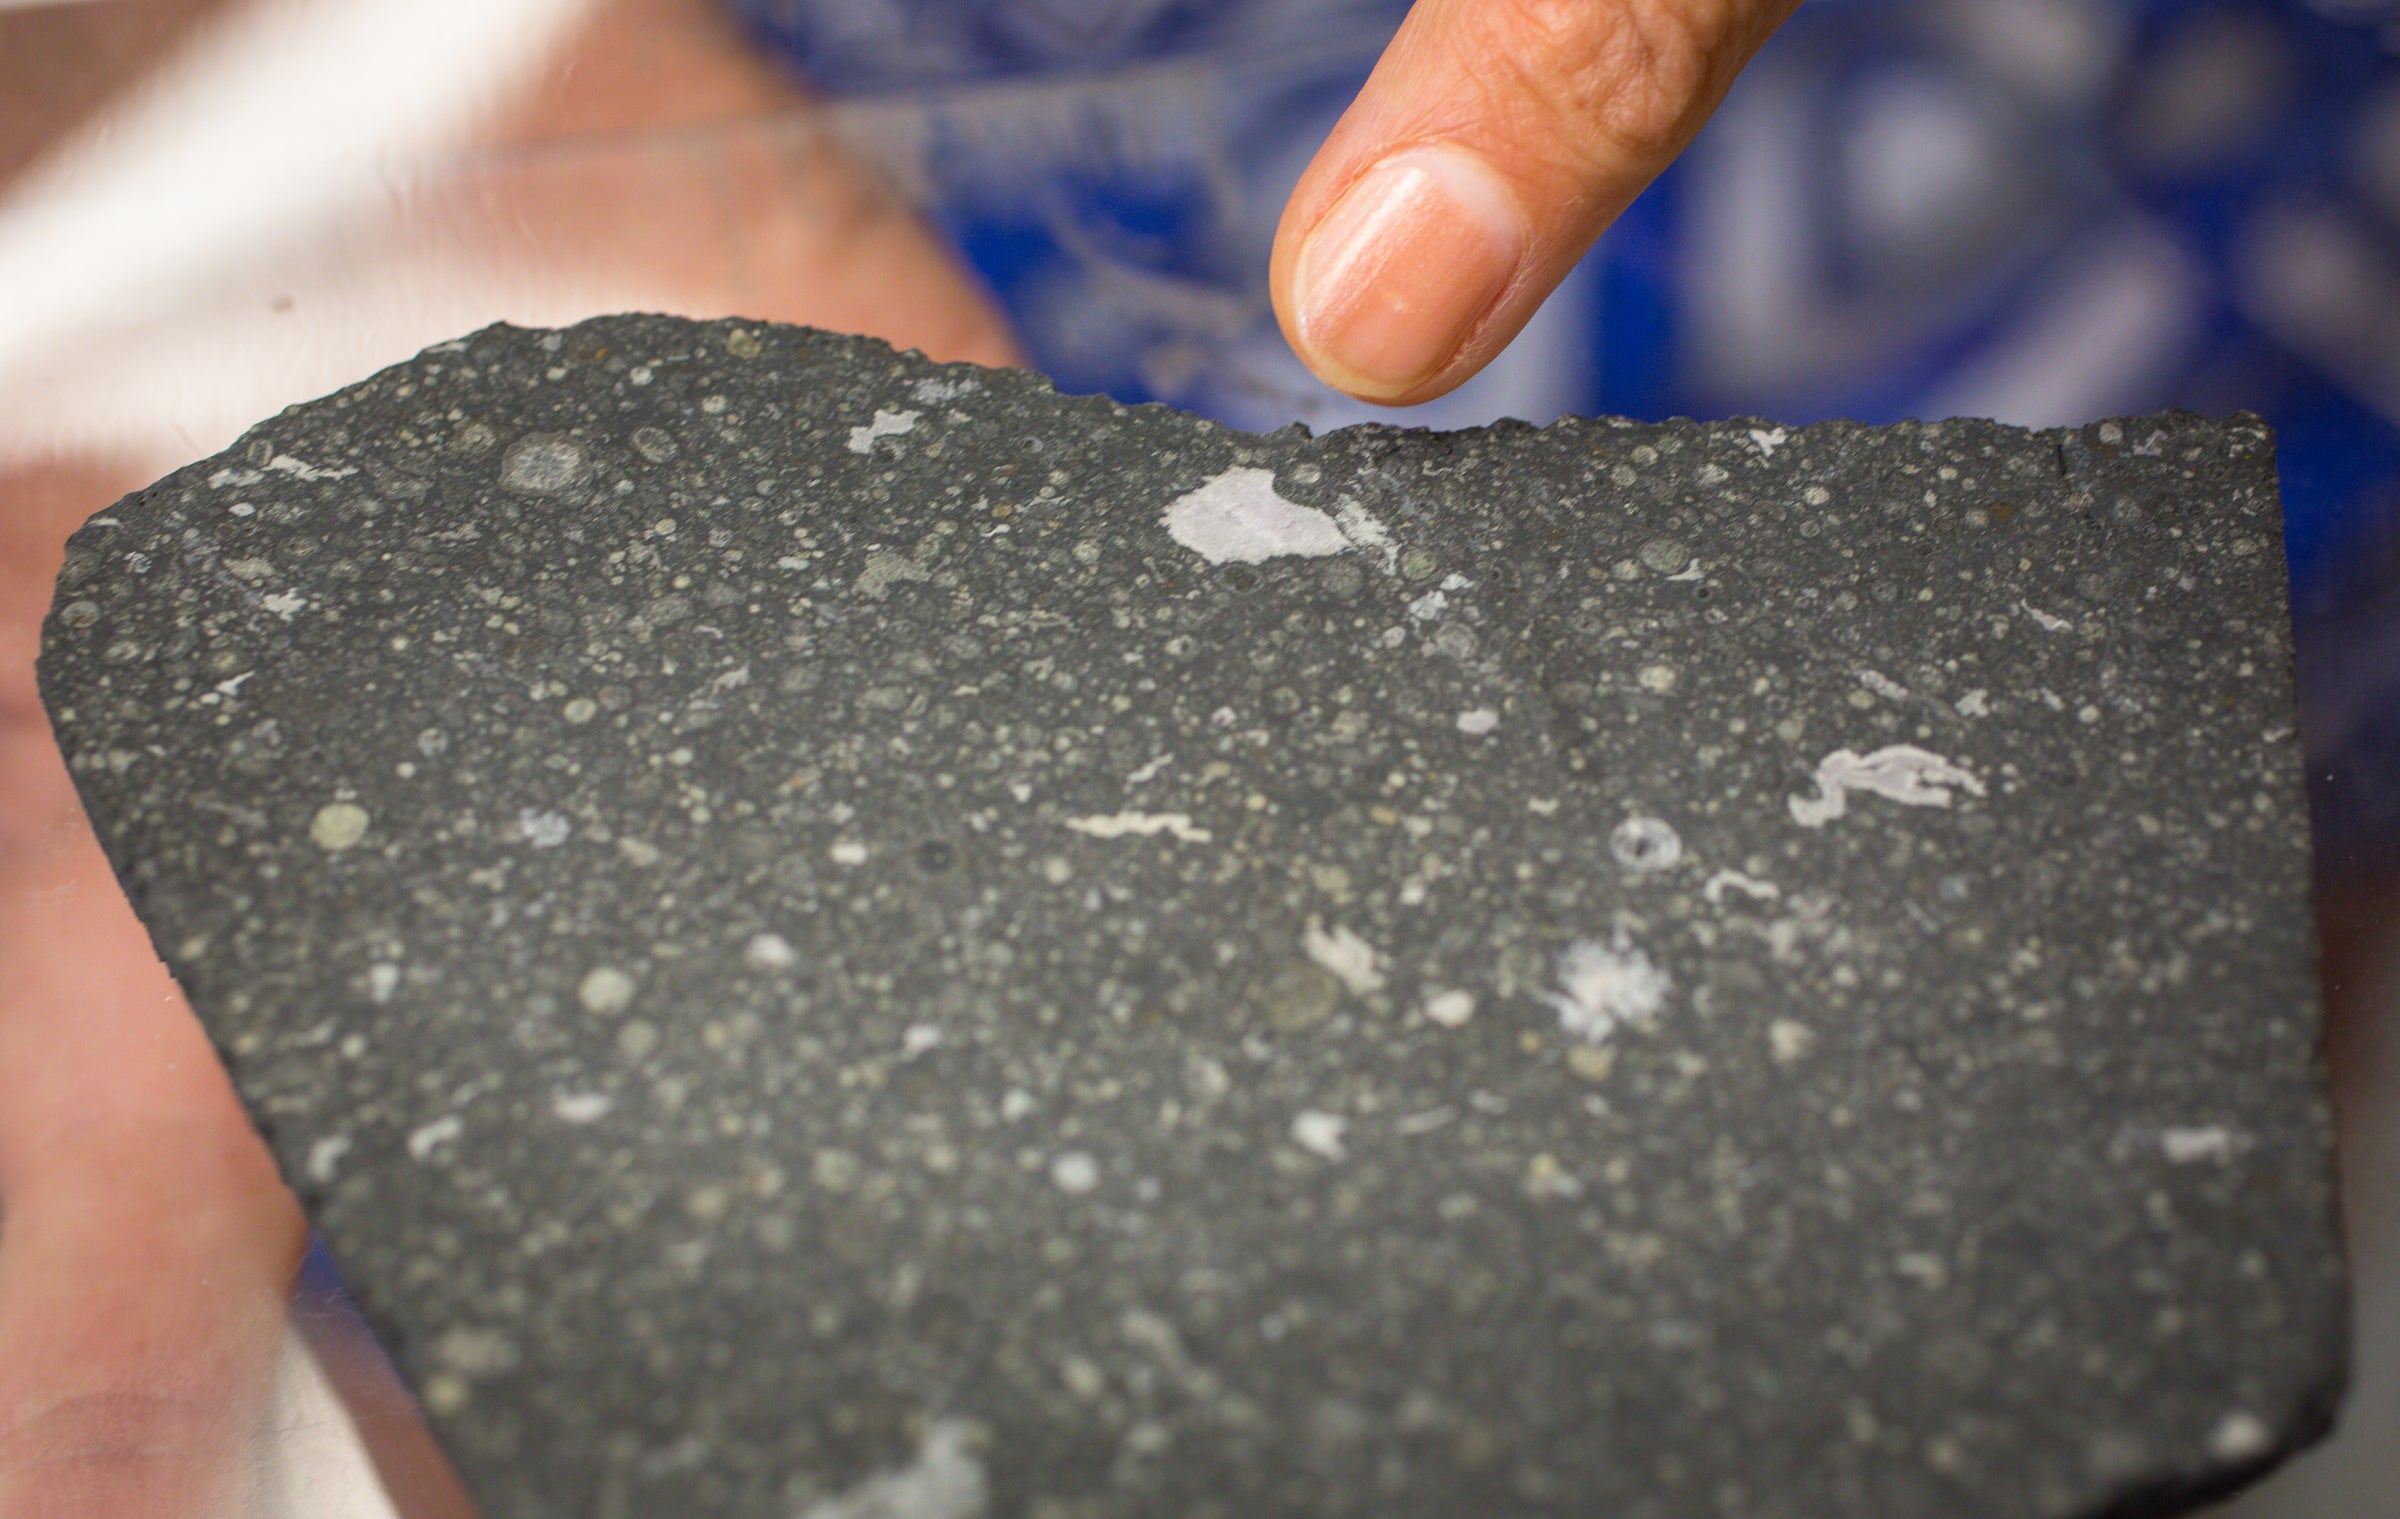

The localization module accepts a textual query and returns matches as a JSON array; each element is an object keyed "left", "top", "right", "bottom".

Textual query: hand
[
  {"left": 0, "top": 1, "right": 1016, "bottom": 1515},
  {"left": 0, "top": 462, "right": 310, "bottom": 1519},
  {"left": 1271, "top": 0, "right": 1800, "bottom": 405}
]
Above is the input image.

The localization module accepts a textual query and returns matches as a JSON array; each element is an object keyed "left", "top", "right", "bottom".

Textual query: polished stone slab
[{"left": 42, "top": 316, "right": 2343, "bottom": 1519}]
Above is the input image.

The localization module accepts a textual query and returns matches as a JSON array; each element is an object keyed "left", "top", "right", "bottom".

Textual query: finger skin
[
  {"left": 1272, "top": 0, "right": 1800, "bottom": 405},
  {"left": 0, "top": 459, "right": 310, "bottom": 1519}
]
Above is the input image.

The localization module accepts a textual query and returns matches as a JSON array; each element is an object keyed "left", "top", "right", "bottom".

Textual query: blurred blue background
[{"left": 733, "top": 1, "right": 2400, "bottom": 1512}]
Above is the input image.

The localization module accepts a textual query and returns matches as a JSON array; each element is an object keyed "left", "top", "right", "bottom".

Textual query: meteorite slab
[{"left": 41, "top": 317, "right": 2342, "bottom": 1519}]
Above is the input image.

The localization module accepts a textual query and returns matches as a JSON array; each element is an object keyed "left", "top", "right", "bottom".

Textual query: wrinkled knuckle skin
[
  {"left": 0, "top": 1389, "right": 232, "bottom": 1514},
  {"left": 1470, "top": 0, "right": 1734, "bottom": 172}
]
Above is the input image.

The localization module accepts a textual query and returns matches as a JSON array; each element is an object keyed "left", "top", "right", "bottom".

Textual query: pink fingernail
[{"left": 1291, "top": 144, "right": 1527, "bottom": 399}]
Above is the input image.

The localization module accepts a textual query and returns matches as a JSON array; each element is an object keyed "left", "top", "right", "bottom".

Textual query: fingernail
[{"left": 1291, "top": 143, "right": 1527, "bottom": 399}]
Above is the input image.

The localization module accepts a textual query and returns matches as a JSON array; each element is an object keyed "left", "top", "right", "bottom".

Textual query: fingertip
[
  {"left": 1274, "top": 141, "right": 1529, "bottom": 406},
  {"left": 1272, "top": 0, "right": 1801, "bottom": 407}
]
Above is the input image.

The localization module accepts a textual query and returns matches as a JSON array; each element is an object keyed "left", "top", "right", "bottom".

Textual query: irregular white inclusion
[
  {"left": 1789, "top": 744, "right": 1985, "bottom": 828},
  {"left": 1541, "top": 934, "right": 1671, "bottom": 1044},
  {"left": 846, "top": 409, "right": 920, "bottom": 454},
  {"left": 1064, "top": 811, "right": 1212, "bottom": 844},
  {"left": 1163, "top": 467, "right": 1348, "bottom": 565},
  {"left": 797, "top": 1418, "right": 987, "bottom": 1519},
  {"left": 1302, "top": 919, "right": 1385, "bottom": 997}
]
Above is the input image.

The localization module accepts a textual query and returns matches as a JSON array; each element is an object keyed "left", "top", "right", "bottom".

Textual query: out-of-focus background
[{"left": 1, "top": 1, "right": 2393, "bottom": 1515}]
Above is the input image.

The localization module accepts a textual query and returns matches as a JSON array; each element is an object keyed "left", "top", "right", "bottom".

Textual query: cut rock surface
[{"left": 41, "top": 317, "right": 2343, "bottom": 1519}]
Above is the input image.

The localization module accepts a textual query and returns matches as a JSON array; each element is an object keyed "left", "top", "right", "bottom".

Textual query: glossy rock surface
[{"left": 42, "top": 317, "right": 2343, "bottom": 1518}]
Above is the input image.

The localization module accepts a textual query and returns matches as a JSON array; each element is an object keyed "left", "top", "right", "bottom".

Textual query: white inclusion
[
  {"left": 1290, "top": 1110, "right": 1348, "bottom": 1162},
  {"left": 1303, "top": 918, "right": 1385, "bottom": 996},
  {"left": 1540, "top": 933, "right": 1671, "bottom": 1044},
  {"left": 2020, "top": 602, "right": 2074, "bottom": 633},
  {"left": 305, "top": 1134, "right": 351, "bottom": 1185},
  {"left": 1789, "top": 745, "right": 1986, "bottom": 828},
  {"left": 406, "top": 1114, "right": 463, "bottom": 1161},
  {"left": 266, "top": 454, "right": 358, "bottom": 482},
  {"left": 552, "top": 1092, "right": 612, "bottom": 1124},
  {"left": 1163, "top": 468, "right": 1348, "bottom": 565},
  {"left": 797, "top": 1417, "right": 989, "bottom": 1519},
  {"left": 1065, "top": 811, "right": 1212, "bottom": 844},
  {"left": 1334, "top": 499, "right": 1397, "bottom": 567},
  {"left": 1749, "top": 426, "right": 1789, "bottom": 457},
  {"left": 912, "top": 375, "right": 978, "bottom": 404},
  {"left": 1049, "top": 1152, "right": 1101, "bottom": 1194},
  {"left": 518, "top": 809, "right": 570, "bottom": 848},
  {"left": 1456, "top": 708, "right": 1500, "bottom": 735},
  {"left": 846, "top": 409, "right": 921, "bottom": 454},
  {"left": 261, "top": 589, "right": 306, "bottom": 621},
  {"left": 1701, "top": 869, "right": 1782, "bottom": 906},
  {"left": 1423, "top": 990, "right": 1476, "bottom": 1028},
  {"left": 1856, "top": 669, "right": 1910, "bottom": 701},
  {"left": 2161, "top": 1125, "right": 2240, "bottom": 1164},
  {"left": 744, "top": 932, "right": 797, "bottom": 970},
  {"left": 2209, "top": 1411, "right": 2273, "bottom": 1464}
]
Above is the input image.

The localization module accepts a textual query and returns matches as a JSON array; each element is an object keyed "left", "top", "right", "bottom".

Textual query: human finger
[
  {"left": 0, "top": 459, "right": 309, "bottom": 1519},
  {"left": 1271, "top": 0, "right": 1799, "bottom": 405}
]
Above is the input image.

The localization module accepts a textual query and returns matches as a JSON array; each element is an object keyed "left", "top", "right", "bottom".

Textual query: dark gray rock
[{"left": 41, "top": 317, "right": 2343, "bottom": 1519}]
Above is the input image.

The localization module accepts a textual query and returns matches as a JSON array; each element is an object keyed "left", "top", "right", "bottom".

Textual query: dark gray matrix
[{"left": 41, "top": 317, "right": 2343, "bottom": 1519}]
